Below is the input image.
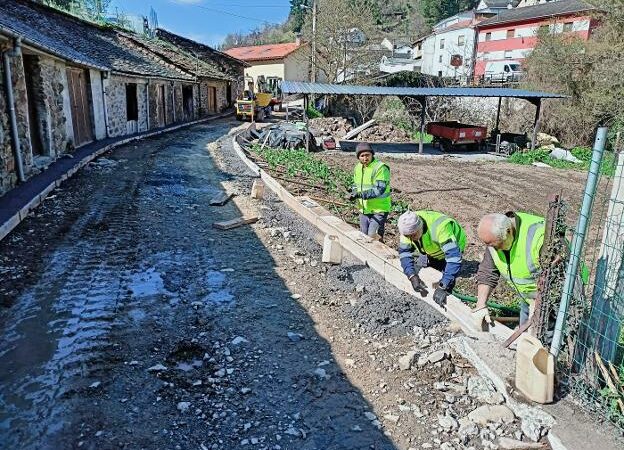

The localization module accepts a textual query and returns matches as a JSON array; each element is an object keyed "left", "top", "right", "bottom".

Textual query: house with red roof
[
  {"left": 474, "top": 0, "right": 596, "bottom": 79},
  {"left": 224, "top": 38, "right": 309, "bottom": 90}
]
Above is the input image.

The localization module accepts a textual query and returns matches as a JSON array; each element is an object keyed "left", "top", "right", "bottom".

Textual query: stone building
[{"left": 0, "top": 0, "right": 245, "bottom": 197}]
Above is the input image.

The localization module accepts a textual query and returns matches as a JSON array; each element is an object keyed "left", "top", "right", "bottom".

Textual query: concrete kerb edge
[
  {"left": 0, "top": 113, "right": 233, "bottom": 243},
  {"left": 231, "top": 128, "right": 586, "bottom": 450},
  {"left": 230, "top": 130, "right": 516, "bottom": 339}
]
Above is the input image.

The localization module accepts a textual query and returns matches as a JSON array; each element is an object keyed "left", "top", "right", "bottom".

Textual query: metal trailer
[{"left": 426, "top": 121, "right": 487, "bottom": 151}]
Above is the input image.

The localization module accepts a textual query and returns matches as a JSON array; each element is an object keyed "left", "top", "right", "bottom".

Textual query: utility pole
[{"left": 311, "top": 0, "right": 317, "bottom": 83}]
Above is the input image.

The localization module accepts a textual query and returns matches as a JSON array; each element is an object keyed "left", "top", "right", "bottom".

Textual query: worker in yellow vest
[
  {"left": 474, "top": 212, "right": 544, "bottom": 330},
  {"left": 347, "top": 143, "right": 391, "bottom": 240},
  {"left": 398, "top": 210, "right": 466, "bottom": 306}
]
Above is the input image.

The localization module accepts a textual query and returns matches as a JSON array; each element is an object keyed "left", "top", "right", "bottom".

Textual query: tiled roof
[
  {"left": 0, "top": 0, "right": 194, "bottom": 80},
  {"left": 122, "top": 32, "right": 232, "bottom": 81},
  {"left": 477, "top": 0, "right": 594, "bottom": 27},
  {"left": 479, "top": 0, "right": 520, "bottom": 8},
  {"left": 155, "top": 28, "right": 249, "bottom": 77},
  {"left": 224, "top": 42, "right": 303, "bottom": 62}
]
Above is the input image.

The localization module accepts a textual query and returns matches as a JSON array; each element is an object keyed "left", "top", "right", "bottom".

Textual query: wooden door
[
  {"left": 207, "top": 86, "right": 217, "bottom": 114},
  {"left": 66, "top": 68, "right": 94, "bottom": 147}
]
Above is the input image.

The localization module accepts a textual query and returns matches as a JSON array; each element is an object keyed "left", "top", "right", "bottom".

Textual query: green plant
[
  {"left": 507, "top": 147, "right": 616, "bottom": 177},
  {"left": 306, "top": 105, "right": 324, "bottom": 119}
]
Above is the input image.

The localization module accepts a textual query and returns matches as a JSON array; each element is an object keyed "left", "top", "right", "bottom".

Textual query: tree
[
  {"left": 298, "top": 0, "right": 380, "bottom": 84},
  {"left": 522, "top": 0, "right": 624, "bottom": 146},
  {"left": 419, "top": 0, "right": 478, "bottom": 26},
  {"left": 289, "top": 0, "right": 311, "bottom": 32}
]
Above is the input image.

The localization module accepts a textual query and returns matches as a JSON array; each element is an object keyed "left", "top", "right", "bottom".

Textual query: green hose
[{"left": 452, "top": 290, "right": 520, "bottom": 316}]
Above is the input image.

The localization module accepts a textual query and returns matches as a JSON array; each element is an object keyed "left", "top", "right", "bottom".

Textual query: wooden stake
[
  {"left": 213, "top": 216, "right": 258, "bottom": 231},
  {"left": 594, "top": 351, "right": 624, "bottom": 414}
]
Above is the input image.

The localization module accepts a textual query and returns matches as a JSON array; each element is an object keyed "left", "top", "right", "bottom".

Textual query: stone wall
[
  {"left": 173, "top": 82, "right": 183, "bottom": 123},
  {"left": 0, "top": 61, "right": 15, "bottom": 196},
  {"left": 198, "top": 79, "right": 229, "bottom": 117},
  {"left": 10, "top": 53, "right": 33, "bottom": 173},
  {"left": 105, "top": 75, "right": 149, "bottom": 137},
  {"left": 30, "top": 56, "right": 70, "bottom": 156}
]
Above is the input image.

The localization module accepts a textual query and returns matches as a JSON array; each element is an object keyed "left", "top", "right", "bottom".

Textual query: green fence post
[{"left": 550, "top": 127, "right": 608, "bottom": 358}]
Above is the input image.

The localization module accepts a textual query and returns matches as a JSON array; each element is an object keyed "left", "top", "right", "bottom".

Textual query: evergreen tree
[{"left": 419, "top": 0, "right": 478, "bottom": 26}]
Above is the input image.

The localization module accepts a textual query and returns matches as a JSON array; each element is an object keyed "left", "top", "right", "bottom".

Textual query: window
[
  {"left": 125, "top": 83, "right": 138, "bottom": 121},
  {"left": 439, "top": 55, "right": 443, "bottom": 63},
  {"left": 485, "top": 32, "right": 492, "bottom": 41},
  {"left": 440, "top": 38, "right": 445, "bottom": 49},
  {"left": 504, "top": 65, "right": 510, "bottom": 73},
  {"left": 507, "top": 29, "right": 515, "bottom": 39},
  {"left": 563, "top": 21, "right": 574, "bottom": 32},
  {"left": 438, "top": 70, "right": 443, "bottom": 77},
  {"left": 458, "top": 35, "right": 465, "bottom": 46},
  {"left": 504, "top": 50, "right": 513, "bottom": 59}
]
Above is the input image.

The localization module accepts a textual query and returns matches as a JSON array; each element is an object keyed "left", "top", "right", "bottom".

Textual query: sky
[{"left": 107, "top": 0, "right": 292, "bottom": 47}]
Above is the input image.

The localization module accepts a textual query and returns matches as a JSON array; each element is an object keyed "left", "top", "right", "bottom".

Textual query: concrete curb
[
  {"left": 231, "top": 131, "right": 584, "bottom": 448},
  {"left": 0, "top": 112, "right": 232, "bottom": 243},
  {"left": 231, "top": 131, "right": 515, "bottom": 341}
]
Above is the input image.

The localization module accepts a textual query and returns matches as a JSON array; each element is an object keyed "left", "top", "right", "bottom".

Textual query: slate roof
[
  {"left": 477, "top": 0, "right": 594, "bottom": 27},
  {"left": 156, "top": 28, "right": 248, "bottom": 78},
  {"left": 224, "top": 42, "right": 304, "bottom": 62},
  {"left": 122, "top": 32, "right": 233, "bottom": 81},
  {"left": 0, "top": 0, "right": 193, "bottom": 80},
  {"left": 479, "top": 0, "right": 520, "bottom": 8}
]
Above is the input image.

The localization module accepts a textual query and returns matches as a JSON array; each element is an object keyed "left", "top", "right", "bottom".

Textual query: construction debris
[
  {"left": 549, "top": 148, "right": 582, "bottom": 163},
  {"left": 249, "top": 123, "right": 314, "bottom": 150},
  {"left": 209, "top": 192, "right": 233, "bottom": 206},
  {"left": 213, "top": 216, "right": 259, "bottom": 231},
  {"left": 309, "top": 117, "right": 353, "bottom": 139},
  {"left": 343, "top": 119, "right": 376, "bottom": 140},
  {"left": 358, "top": 122, "right": 412, "bottom": 143}
]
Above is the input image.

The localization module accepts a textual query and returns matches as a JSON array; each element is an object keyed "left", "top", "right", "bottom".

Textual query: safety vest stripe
[
  {"left": 525, "top": 222, "right": 541, "bottom": 276},
  {"left": 430, "top": 215, "right": 451, "bottom": 238},
  {"left": 499, "top": 273, "right": 536, "bottom": 284}
]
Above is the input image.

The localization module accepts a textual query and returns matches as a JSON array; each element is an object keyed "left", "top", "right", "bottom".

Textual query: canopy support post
[
  {"left": 418, "top": 96, "right": 426, "bottom": 154},
  {"left": 494, "top": 96, "right": 502, "bottom": 134},
  {"left": 304, "top": 94, "right": 310, "bottom": 151},
  {"left": 530, "top": 98, "right": 542, "bottom": 151}
]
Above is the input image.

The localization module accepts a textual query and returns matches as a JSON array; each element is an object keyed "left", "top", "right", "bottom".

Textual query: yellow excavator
[{"left": 235, "top": 75, "right": 275, "bottom": 122}]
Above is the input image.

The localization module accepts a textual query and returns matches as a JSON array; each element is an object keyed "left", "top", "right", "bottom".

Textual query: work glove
[
  {"left": 472, "top": 306, "right": 493, "bottom": 331},
  {"left": 433, "top": 285, "right": 449, "bottom": 308},
  {"left": 409, "top": 274, "right": 429, "bottom": 297}
]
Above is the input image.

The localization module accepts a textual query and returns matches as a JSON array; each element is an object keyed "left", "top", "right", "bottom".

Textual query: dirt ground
[
  {"left": 318, "top": 152, "right": 606, "bottom": 300},
  {"left": 0, "top": 119, "right": 540, "bottom": 449}
]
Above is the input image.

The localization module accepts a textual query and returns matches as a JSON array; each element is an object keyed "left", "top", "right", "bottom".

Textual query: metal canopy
[{"left": 281, "top": 80, "right": 567, "bottom": 100}]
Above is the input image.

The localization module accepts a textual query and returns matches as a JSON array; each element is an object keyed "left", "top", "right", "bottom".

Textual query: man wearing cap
[
  {"left": 397, "top": 210, "right": 466, "bottom": 306},
  {"left": 347, "top": 143, "right": 392, "bottom": 240}
]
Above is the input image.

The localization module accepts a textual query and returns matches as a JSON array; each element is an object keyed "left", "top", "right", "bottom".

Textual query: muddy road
[{"left": 1, "top": 119, "right": 536, "bottom": 450}]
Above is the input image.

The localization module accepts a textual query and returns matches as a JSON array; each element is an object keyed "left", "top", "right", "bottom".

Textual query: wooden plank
[
  {"left": 594, "top": 351, "right": 624, "bottom": 414},
  {"left": 343, "top": 119, "right": 376, "bottom": 140},
  {"left": 209, "top": 192, "right": 233, "bottom": 206},
  {"left": 212, "top": 216, "right": 258, "bottom": 231}
]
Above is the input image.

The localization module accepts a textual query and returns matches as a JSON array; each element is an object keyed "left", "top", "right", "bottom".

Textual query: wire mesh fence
[{"left": 549, "top": 130, "right": 624, "bottom": 431}]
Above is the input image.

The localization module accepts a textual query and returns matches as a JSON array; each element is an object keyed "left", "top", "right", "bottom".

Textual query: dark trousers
[{"left": 359, "top": 213, "right": 388, "bottom": 239}]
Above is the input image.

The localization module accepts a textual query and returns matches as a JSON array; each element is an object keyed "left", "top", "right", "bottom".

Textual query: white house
[
  {"left": 420, "top": 14, "right": 479, "bottom": 80},
  {"left": 379, "top": 56, "right": 420, "bottom": 74},
  {"left": 419, "top": 1, "right": 521, "bottom": 81}
]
